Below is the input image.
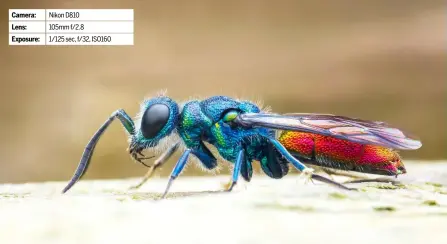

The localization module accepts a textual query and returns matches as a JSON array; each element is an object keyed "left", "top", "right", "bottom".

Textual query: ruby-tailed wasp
[{"left": 62, "top": 93, "right": 422, "bottom": 198}]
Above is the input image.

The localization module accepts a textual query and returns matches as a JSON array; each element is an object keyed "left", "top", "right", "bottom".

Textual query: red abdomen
[{"left": 278, "top": 131, "right": 405, "bottom": 176}]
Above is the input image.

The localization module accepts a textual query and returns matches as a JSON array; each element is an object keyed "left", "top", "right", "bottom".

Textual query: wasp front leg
[
  {"left": 128, "top": 146, "right": 154, "bottom": 167},
  {"left": 161, "top": 149, "right": 192, "bottom": 199},
  {"left": 129, "top": 142, "right": 180, "bottom": 190}
]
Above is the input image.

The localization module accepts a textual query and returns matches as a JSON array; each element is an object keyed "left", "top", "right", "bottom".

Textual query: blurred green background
[{"left": 1, "top": 0, "right": 445, "bottom": 183}]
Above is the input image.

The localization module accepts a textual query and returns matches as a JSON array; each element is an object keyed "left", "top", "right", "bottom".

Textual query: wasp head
[{"left": 130, "top": 95, "right": 180, "bottom": 154}]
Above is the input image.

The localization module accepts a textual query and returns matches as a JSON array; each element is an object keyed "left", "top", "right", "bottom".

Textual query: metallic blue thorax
[{"left": 177, "top": 96, "right": 272, "bottom": 166}]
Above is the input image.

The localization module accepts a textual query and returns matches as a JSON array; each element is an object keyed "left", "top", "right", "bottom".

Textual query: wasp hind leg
[
  {"left": 317, "top": 167, "right": 402, "bottom": 185},
  {"left": 129, "top": 142, "right": 180, "bottom": 190},
  {"left": 266, "top": 138, "right": 355, "bottom": 191},
  {"left": 343, "top": 177, "right": 402, "bottom": 185},
  {"left": 316, "top": 167, "right": 363, "bottom": 180}
]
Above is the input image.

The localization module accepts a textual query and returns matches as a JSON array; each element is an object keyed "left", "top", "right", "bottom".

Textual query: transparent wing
[{"left": 234, "top": 113, "right": 422, "bottom": 150}]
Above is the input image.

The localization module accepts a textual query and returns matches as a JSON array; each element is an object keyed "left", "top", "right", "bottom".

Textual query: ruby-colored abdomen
[{"left": 278, "top": 131, "right": 404, "bottom": 174}]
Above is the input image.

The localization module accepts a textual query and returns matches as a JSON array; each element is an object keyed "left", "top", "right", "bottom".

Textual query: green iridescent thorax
[
  {"left": 176, "top": 96, "right": 272, "bottom": 162},
  {"left": 177, "top": 101, "right": 213, "bottom": 149}
]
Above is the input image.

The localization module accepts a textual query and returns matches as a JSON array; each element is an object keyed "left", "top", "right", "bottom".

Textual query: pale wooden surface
[{"left": 1, "top": 161, "right": 447, "bottom": 244}]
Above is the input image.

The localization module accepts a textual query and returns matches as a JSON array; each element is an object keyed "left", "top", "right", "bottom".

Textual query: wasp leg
[
  {"left": 129, "top": 147, "right": 151, "bottom": 165},
  {"left": 226, "top": 149, "right": 245, "bottom": 192},
  {"left": 267, "top": 138, "right": 309, "bottom": 172},
  {"left": 318, "top": 167, "right": 365, "bottom": 180},
  {"left": 316, "top": 167, "right": 401, "bottom": 185},
  {"left": 266, "top": 138, "right": 354, "bottom": 191},
  {"left": 130, "top": 151, "right": 154, "bottom": 168},
  {"left": 129, "top": 142, "right": 180, "bottom": 190},
  {"left": 344, "top": 178, "right": 401, "bottom": 185},
  {"left": 311, "top": 167, "right": 334, "bottom": 180},
  {"left": 161, "top": 149, "right": 191, "bottom": 199}
]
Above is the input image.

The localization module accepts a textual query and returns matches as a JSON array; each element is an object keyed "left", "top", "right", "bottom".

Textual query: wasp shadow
[{"left": 109, "top": 189, "right": 230, "bottom": 201}]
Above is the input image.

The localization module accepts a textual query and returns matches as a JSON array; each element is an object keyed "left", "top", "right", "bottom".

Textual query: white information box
[
  {"left": 9, "top": 9, "right": 46, "bottom": 21},
  {"left": 46, "top": 34, "right": 133, "bottom": 45},
  {"left": 9, "top": 9, "right": 134, "bottom": 46},
  {"left": 46, "top": 21, "right": 133, "bottom": 34},
  {"left": 46, "top": 9, "right": 133, "bottom": 21}
]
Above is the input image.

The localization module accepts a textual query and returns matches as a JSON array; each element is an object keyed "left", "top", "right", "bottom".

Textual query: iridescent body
[
  {"left": 130, "top": 96, "right": 290, "bottom": 181},
  {"left": 279, "top": 131, "right": 405, "bottom": 176},
  {"left": 62, "top": 93, "right": 421, "bottom": 196}
]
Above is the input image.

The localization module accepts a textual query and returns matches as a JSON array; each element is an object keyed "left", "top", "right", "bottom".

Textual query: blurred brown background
[{"left": 1, "top": 0, "right": 445, "bottom": 183}]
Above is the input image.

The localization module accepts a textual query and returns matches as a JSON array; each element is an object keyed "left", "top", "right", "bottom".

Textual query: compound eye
[
  {"left": 223, "top": 110, "right": 239, "bottom": 123},
  {"left": 141, "top": 104, "right": 170, "bottom": 139}
]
